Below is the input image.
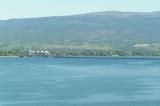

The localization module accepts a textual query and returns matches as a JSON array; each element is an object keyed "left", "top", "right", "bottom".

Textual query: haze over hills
[
  {"left": 0, "top": 11, "right": 160, "bottom": 46},
  {"left": 77, "top": 11, "right": 160, "bottom": 17}
]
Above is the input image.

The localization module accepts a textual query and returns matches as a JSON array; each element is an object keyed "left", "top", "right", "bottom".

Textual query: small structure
[{"left": 29, "top": 50, "right": 50, "bottom": 56}]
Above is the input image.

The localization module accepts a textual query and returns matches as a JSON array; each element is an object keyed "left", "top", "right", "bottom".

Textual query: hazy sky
[{"left": 0, "top": 0, "right": 160, "bottom": 19}]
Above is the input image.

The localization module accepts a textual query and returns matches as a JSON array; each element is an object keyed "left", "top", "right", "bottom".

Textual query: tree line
[{"left": 0, "top": 48, "right": 160, "bottom": 56}]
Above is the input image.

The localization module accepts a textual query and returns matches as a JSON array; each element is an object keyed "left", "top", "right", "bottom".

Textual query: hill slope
[{"left": 0, "top": 11, "right": 160, "bottom": 45}]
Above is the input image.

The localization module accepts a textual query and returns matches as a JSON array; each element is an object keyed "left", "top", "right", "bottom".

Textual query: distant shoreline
[
  {"left": 1, "top": 55, "right": 160, "bottom": 59},
  {"left": 53, "top": 56, "right": 160, "bottom": 59}
]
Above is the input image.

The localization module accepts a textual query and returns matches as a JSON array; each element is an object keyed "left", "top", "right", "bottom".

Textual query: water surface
[{"left": 0, "top": 57, "right": 160, "bottom": 106}]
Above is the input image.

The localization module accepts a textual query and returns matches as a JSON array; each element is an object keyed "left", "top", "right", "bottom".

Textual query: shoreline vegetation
[
  {"left": 1, "top": 50, "right": 160, "bottom": 59},
  {"left": 1, "top": 56, "right": 160, "bottom": 60},
  {"left": 1, "top": 42, "right": 160, "bottom": 57},
  {"left": 1, "top": 50, "right": 160, "bottom": 57},
  {"left": 1, "top": 48, "right": 160, "bottom": 57}
]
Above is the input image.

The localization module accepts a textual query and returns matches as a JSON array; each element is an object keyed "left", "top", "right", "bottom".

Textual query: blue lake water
[{"left": 0, "top": 57, "right": 160, "bottom": 106}]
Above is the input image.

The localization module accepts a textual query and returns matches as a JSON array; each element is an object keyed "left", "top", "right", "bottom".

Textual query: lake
[{"left": 0, "top": 57, "right": 160, "bottom": 106}]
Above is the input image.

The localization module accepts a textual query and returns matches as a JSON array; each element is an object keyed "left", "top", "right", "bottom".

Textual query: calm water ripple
[{"left": 0, "top": 57, "right": 160, "bottom": 106}]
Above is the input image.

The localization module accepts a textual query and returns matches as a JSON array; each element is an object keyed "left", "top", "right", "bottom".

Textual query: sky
[{"left": 0, "top": 0, "right": 160, "bottom": 19}]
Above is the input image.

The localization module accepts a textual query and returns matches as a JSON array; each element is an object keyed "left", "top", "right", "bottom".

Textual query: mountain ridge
[
  {"left": 0, "top": 11, "right": 160, "bottom": 47},
  {"left": 1, "top": 10, "right": 160, "bottom": 21},
  {"left": 76, "top": 11, "right": 160, "bottom": 17}
]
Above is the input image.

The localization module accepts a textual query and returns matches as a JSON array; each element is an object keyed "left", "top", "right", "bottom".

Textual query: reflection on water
[{"left": 0, "top": 57, "right": 160, "bottom": 106}]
